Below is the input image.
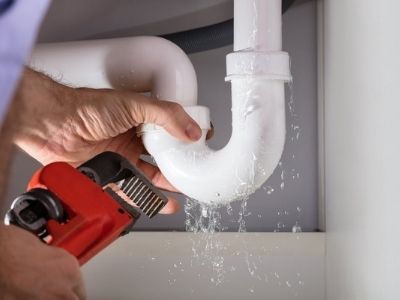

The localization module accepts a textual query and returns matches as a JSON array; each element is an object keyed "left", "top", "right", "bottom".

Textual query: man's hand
[
  {"left": 14, "top": 69, "right": 205, "bottom": 213},
  {"left": 0, "top": 225, "right": 86, "bottom": 300}
]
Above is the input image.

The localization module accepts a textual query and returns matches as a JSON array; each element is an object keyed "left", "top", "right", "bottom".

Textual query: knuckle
[
  {"left": 63, "top": 257, "right": 80, "bottom": 274},
  {"left": 131, "top": 99, "right": 147, "bottom": 123},
  {"left": 52, "top": 247, "right": 74, "bottom": 260},
  {"left": 51, "top": 249, "right": 80, "bottom": 275},
  {"left": 56, "top": 291, "right": 79, "bottom": 300},
  {"left": 165, "top": 102, "right": 183, "bottom": 116}
]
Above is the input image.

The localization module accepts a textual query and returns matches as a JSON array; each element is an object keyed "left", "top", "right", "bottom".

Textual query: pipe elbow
[
  {"left": 142, "top": 79, "right": 287, "bottom": 205},
  {"left": 104, "top": 36, "right": 199, "bottom": 106}
]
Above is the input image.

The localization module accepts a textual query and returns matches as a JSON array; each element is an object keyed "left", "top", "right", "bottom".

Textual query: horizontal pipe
[{"left": 30, "top": 36, "right": 198, "bottom": 107}]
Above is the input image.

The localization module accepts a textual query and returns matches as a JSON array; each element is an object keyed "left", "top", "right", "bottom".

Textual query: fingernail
[{"left": 185, "top": 123, "right": 202, "bottom": 141}]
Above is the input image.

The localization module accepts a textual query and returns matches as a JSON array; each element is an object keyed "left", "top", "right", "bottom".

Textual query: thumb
[{"left": 126, "top": 93, "right": 202, "bottom": 142}]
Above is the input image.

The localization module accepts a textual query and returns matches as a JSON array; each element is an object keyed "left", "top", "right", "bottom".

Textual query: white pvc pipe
[
  {"left": 142, "top": 79, "right": 286, "bottom": 203},
  {"left": 234, "top": 0, "right": 282, "bottom": 51},
  {"left": 31, "top": 36, "right": 198, "bottom": 106},
  {"left": 30, "top": 0, "right": 291, "bottom": 204}
]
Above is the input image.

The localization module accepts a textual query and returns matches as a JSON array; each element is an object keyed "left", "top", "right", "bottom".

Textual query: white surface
[
  {"left": 82, "top": 232, "right": 325, "bottom": 300},
  {"left": 324, "top": 0, "right": 400, "bottom": 299}
]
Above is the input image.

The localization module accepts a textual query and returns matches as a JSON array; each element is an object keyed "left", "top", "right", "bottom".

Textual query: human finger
[
  {"left": 158, "top": 196, "right": 180, "bottom": 214},
  {"left": 127, "top": 94, "right": 202, "bottom": 142},
  {"left": 135, "top": 159, "right": 179, "bottom": 192}
]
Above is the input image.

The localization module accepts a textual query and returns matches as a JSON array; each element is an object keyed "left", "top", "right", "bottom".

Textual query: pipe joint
[{"left": 226, "top": 51, "right": 292, "bottom": 82}]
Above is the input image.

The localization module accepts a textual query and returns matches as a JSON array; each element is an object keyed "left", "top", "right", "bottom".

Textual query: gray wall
[{"left": 3, "top": 1, "right": 318, "bottom": 232}]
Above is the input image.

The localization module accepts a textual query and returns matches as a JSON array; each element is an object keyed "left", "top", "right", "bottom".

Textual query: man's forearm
[
  {"left": 0, "top": 67, "right": 64, "bottom": 200},
  {"left": 14, "top": 68, "right": 72, "bottom": 147}
]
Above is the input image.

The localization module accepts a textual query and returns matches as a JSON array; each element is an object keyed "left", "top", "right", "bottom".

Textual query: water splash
[
  {"left": 166, "top": 55, "right": 304, "bottom": 293},
  {"left": 262, "top": 185, "right": 275, "bottom": 195},
  {"left": 184, "top": 198, "right": 227, "bottom": 285},
  {"left": 292, "top": 221, "right": 302, "bottom": 233}
]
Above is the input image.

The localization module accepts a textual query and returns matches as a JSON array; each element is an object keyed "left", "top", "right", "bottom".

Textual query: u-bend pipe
[{"left": 30, "top": 0, "right": 291, "bottom": 204}]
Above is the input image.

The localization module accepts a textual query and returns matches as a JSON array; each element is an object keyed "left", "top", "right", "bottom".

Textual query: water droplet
[
  {"left": 276, "top": 222, "right": 286, "bottom": 231},
  {"left": 280, "top": 182, "right": 285, "bottom": 190},
  {"left": 292, "top": 222, "right": 302, "bottom": 233},
  {"left": 226, "top": 203, "right": 233, "bottom": 215},
  {"left": 243, "top": 104, "right": 260, "bottom": 118},
  {"left": 263, "top": 185, "right": 274, "bottom": 195},
  {"left": 201, "top": 206, "right": 208, "bottom": 218},
  {"left": 286, "top": 281, "right": 292, "bottom": 288}
]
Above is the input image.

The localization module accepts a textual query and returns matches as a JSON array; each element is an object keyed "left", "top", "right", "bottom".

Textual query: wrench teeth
[
  {"left": 77, "top": 152, "right": 168, "bottom": 219},
  {"left": 120, "top": 174, "right": 167, "bottom": 218}
]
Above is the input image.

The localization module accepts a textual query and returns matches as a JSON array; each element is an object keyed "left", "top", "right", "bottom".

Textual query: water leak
[
  {"left": 184, "top": 198, "right": 227, "bottom": 285},
  {"left": 292, "top": 221, "right": 302, "bottom": 233},
  {"left": 165, "top": 49, "right": 303, "bottom": 295}
]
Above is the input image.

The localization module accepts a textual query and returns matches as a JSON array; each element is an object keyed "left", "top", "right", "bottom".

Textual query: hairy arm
[
  {"left": 15, "top": 68, "right": 202, "bottom": 164},
  {"left": 0, "top": 66, "right": 205, "bottom": 299},
  {"left": 0, "top": 70, "right": 86, "bottom": 299}
]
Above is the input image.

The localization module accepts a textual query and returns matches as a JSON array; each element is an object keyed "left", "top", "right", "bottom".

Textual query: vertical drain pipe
[{"left": 234, "top": 0, "right": 282, "bottom": 51}]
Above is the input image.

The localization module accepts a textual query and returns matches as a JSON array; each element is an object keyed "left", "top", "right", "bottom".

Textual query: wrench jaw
[{"left": 78, "top": 151, "right": 168, "bottom": 218}]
